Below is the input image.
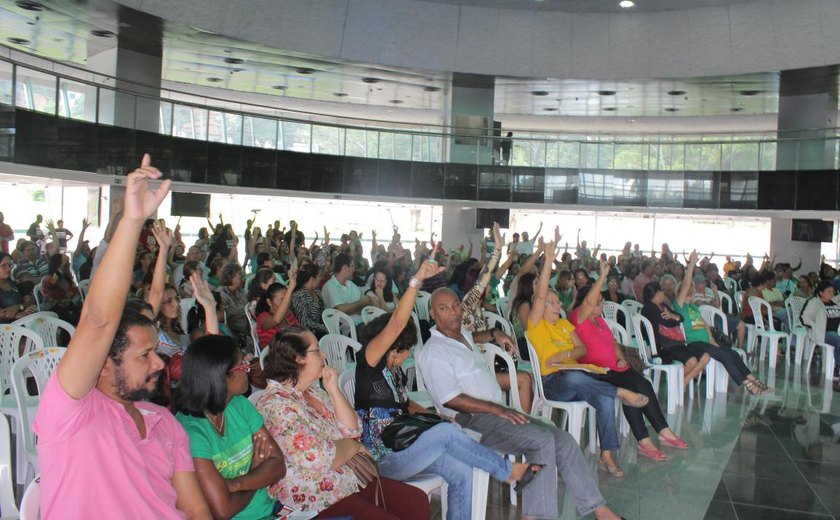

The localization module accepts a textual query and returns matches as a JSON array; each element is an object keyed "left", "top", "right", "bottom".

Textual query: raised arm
[
  {"left": 528, "top": 239, "right": 555, "bottom": 327},
  {"left": 259, "top": 264, "right": 297, "bottom": 331},
  {"left": 191, "top": 273, "right": 219, "bottom": 335},
  {"left": 531, "top": 221, "right": 543, "bottom": 243},
  {"left": 73, "top": 219, "right": 90, "bottom": 256},
  {"left": 575, "top": 260, "right": 610, "bottom": 323},
  {"left": 370, "top": 230, "right": 378, "bottom": 262},
  {"left": 510, "top": 238, "right": 544, "bottom": 303},
  {"left": 57, "top": 154, "right": 170, "bottom": 399},
  {"left": 676, "top": 250, "right": 698, "bottom": 306},
  {"left": 145, "top": 221, "right": 173, "bottom": 317},
  {"left": 364, "top": 260, "right": 442, "bottom": 367}
]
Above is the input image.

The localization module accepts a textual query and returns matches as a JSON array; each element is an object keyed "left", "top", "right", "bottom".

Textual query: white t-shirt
[{"left": 416, "top": 326, "right": 503, "bottom": 418}]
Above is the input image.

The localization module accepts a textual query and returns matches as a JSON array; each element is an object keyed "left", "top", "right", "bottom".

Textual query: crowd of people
[{"left": 16, "top": 154, "right": 840, "bottom": 519}]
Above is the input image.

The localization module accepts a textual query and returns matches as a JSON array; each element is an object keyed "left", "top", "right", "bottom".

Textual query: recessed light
[
  {"left": 223, "top": 57, "right": 244, "bottom": 65},
  {"left": 598, "top": 90, "right": 617, "bottom": 96},
  {"left": 15, "top": 1, "right": 45, "bottom": 12},
  {"left": 206, "top": 77, "right": 223, "bottom": 83},
  {"left": 333, "top": 92, "right": 348, "bottom": 97},
  {"left": 90, "top": 29, "right": 116, "bottom": 37},
  {"left": 389, "top": 99, "right": 404, "bottom": 104},
  {"left": 739, "top": 90, "right": 761, "bottom": 96},
  {"left": 667, "top": 90, "right": 686, "bottom": 96},
  {"left": 603, "top": 107, "right": 617, "bottom": 111},
  {"left": 423, "top": 86, "right": 441, "bottom": 92},
  {"left": 619, "top": 0, "right": 635, "bottom": 8},
  {"left": 543, "top": 107, "right": 558, "bottom": 112},
  {"left": 361, "top": 77, "right": 380, "bottom": 84},
  {"left": 665, "top": 107, "right": 679, "bottom": 112},
  {"left": 7, "top": 37, "right": 30, "bottom": 45},
  {"left": 531, "top": 90, "right": 549, "bottom": 96},
  {"left": 731, "top": 107, "right": 744, "bottom": 112},
  {"left": 295, "top": 67, "right": 316, "bottom": 75},
  {"left": 271, "top": 85, "right": 287, "bottom": 90}
]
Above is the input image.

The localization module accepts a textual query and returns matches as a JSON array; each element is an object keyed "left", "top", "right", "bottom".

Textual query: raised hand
[
  {"left": 544, "top": 239, "right": 558, "bottom": 263},
  {"left": 599, "top": 259, "right": 610, "bottom": 277},
  {"left": 554, "top": 225, "right": 561, "bottom": 243},
  {"left": 124, "top": 154, "right": 170, "bottom": 221},
  {"left": 371, "top": 229, "right": 377, "bottom": 239},
  {"left": 415, "top": 259, "right": 445, "bottom": 281},
  {"left": 493, "top": 222, "right": 503, "bottom": 247},
  {"left": 190, "top": 271, "right": 215, "bottom": 309},
  {"left": 151, "top": 220, "right": 173, "bottom": 252},
  {"left": 537, "top": 236, "right": 545, "bottom": 251},
  {"left": 689, "top": 250, "right": 699, "bottom": 265},
  {"left": 287, "top": 262, "right": 298, "bottom": 290},
  {"left": 81, "top": 218, "right": 90, "bottom": 230}
]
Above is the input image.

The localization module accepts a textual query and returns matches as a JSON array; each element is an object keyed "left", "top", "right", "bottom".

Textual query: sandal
[
  {"left": 744, "top": 379, "right": 766, "bottom": 396},
  {"left": 514, "top": 464, "right": 545, "bottom": 494},
  {"left": 598, "top": 460, "right": 625, "bottom": 478},
  {"left": 618, "top": 392, "right": 649, "bottom": 409},
  {"left": 658, "top": 435, "right": 689, "bottom": 449},
  {"left": 638, "top": 443, "right": 668, "bottom": 461}
]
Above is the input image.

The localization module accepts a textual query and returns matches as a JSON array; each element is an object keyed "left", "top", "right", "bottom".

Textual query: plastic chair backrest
[
  {"left": 318, "top": 334, "right": 362, "bottom": 373},
  {"left": 31, "top": 282, "right": 43, "bottom": 312},
  {"left": 410, "top": 312, "right": 424, "bottom": 351},
  {"left": 631, "top": 314, "right": 658, "bottom": 366},
  {"left": 557, "top": 307, "right": 567, "bottom": 320},
  {"left": 748, "top": 296, "right": 773, "bottom": 332},
  {"left": 524, "top": 336, "right": 549, "bottom": 403},
  {"left": 11, "top": 348, "right": 66, "bottom": 460},
  {"left": 481, "top": 343, "right": 523, "bottom": 412},
  {"left": 16, "top": 315, "right": 75, "bottom": 348},
  {"left": 482, "top": 311, "right": 513, "bottom": 338},
  {"left": 622, "top": 299, "right": 643, "bottom": 318},
  {"left": 245, "top": 300, "right": 262, "bottom": 355},
  {"left": 786, "top": 296, "right": 807, "bottom": 330},
  {"left": 0, "top": 404, "right": 19, "bottom": 517},
  {"left": 718, "top": 292, "right": 734, "bottom": 314},
  {"left": 723, "top": 277, "right": 737, "bottom": 294},
  {"left": 496, "top": 296, "right": 510, "bottom": 320},
  {"left": 78, "top": 279, "right": 90, "bottom": 301},
  {"left": 361, "top": 306, "right": 387, "bottom": 324},
  {"left": 0, "top": 325, "right": 45, "bottom": 397},
  {"left": 339, "top": 370, "right": 356, "bottom": 409},
  {"left": 20, "top": 476, "right": 39, "bottom": 520},
  {"left": 699, "top": 304, "right": 728, "bottom": 335},
  {"left": 603, "top": 318, "right": 629, "bottom": 346},
  {"left": 601, "top": 301, "right": 627, "bottom": 324},
  {"left": 414, "top": 291, "right": 432, "bottom": 322},
  {"left": 733, "top": 290, "right": 745, "bottom": 313},
  {"left": 322, "top": 309, "right": 357, "bottom": 341},
  {"left": 180, "top": 297, "right": 196, "bottom": 336},
  {"left": 10, "top": 312, "right": 57, "bottom": 327}
]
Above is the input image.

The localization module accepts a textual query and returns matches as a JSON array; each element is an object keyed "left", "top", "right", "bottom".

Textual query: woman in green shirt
[{"left": 174, "top": 335, "right": 287, "bottom": 519}]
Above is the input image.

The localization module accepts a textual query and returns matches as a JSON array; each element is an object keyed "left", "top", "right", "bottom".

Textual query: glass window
[
  {"left": 597, "top": 142, "right": 615, "bottom": 169},
  {"left": 158, "top": 101, "right": 173, "bottom": 135},
  {"left": 172, "top": 105, "right": 208, "bottom": 140},
  {"left": 346, "top": 128, "right": 379, "bottom": 158},
  {"left": 528, "top": 138, "right": 547, "bottom": 167},
  {"left": 97, "top": 88, "right": 116, "bottom": 126},
  {"left": 135, "top": 96, "right": 164, "bottom": 133},
  {"left": 614, "top": 143, "right": 643, "bottom": 170},
  {"left": 759, "top": 141, "right": 777, "bottom": 171},
  {"left": 581, "top": 142, "right": 599, "bottom": 169},
  {"left": 15, "top": 67, "right": 56, "bottom": 114},
  {"left": 392, "top": 133, "right": 412, "bottom": 161},
  {"left": 243, "top": 116, "right": 278, "bottom": 149},
  {"left": 730, "top": 141, "right": 759, "bottom": 171},
  {"left": 57, "top": 78, "right": 97, "bottom": 122},
  {"left": 208, "top": 111, "right": 243, "bottom": 145},
  {"left": 0, "top": 61, "right": 11, "bottom": 106},
  {"left": 699, "top": 142, "right": 722, "bottom": 171},
  {"left": 557, "top": 140, "right": 580, "bottom": 168},
  {"left": 312, "top": 124, "right": 344, "bottom": 155},
  {"left": 280, "top": 121, "right": 311, "bottom": 152}
]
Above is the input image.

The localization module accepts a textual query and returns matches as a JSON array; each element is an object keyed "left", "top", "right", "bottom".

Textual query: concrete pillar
[
  {"left": 769, "top": 217, "right": 823, "bottom": 274},
  {"left": 440, "top": 206, "right": 484, "bottom": 256},
  {"left": 448, "top": 73, "right": 495, "bottom": 165}
]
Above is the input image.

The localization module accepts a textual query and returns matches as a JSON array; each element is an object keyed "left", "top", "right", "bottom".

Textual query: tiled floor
[{"left": 466, "top": 358, "right": 840, "bottom": 519}]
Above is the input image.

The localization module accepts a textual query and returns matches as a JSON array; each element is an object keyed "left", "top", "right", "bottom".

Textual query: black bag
[
  {"left": 380, "top": 413, "right": 447, "bottom": 451},
  {"left": 710, "top": 326, "right": 733, "bottom": 349}
]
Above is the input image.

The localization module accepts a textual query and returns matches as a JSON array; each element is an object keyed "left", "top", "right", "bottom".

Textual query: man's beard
[{"left": 113, "top": 364, "right": 163, "bottom": 402}]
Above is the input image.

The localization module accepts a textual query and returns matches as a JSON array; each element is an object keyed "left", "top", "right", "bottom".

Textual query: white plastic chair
[
  {"left": 180, "top": 297, "right": 196, "bottom": 336},
  {"left": 31, "top": 283, "right": 42, "bottom": 312},
  {"left": 621, "top": 299, "right": 643, "bottom": 319},
  {"left": 482, "top": 311, "right": 513, "bottom": 338},
  {"left": 11, "top": 347, "right": 67, "bottom": 486},
  {"left": 748, "top": 296, "right": 790, "bottom": 368},
  {"left": 245, "top": 300, "right": 262, "bottom": 356},
  {"left": 601, "top": 301, "right": 628, "bottom": 328},
  {"left": 733, "top": 290, "right": 745, "bottom": 314},
  {"left": 414, "top": 291, "right": 432, "bottom": 322},
  {"left": 481, "top": 344, "right": 523, "bottom": 413},
  {"left": 603, "top": 318, "right": 630, "bottom": 346},
  {"left": 804, "top": 326, "right": 837, "bottom": 382},
  {"left": 19, "top": 475, "right": 39, "bottom": 520},
  {"left": 698, "top": 305, "right": 749, "bottom": 395},
  {"left": 631, "top": 314, "right": 685, "bottom": 414},
  {"left": 318, "top": 334, "right": 361, "bottom": 374},
  {"left": 723, "top": 277, "right": 738, "bottom": 295},
  {"left": 259, "top": 344, "right": 269, "bottom": 370},
  {"left": 338, "top": 369, "right": 356, "bottom": 408},
  {"left": 321, "top": 308, "right": 357, "bottom": 341},
  {"left": 496, "top": 296, "right": 510, "bottom": 321},
  {"left": 785, "top": 296, "right": 808, "bottom": 364},
  {"left": 524, "top": 338, "right": 597, "bottom": 453},
  {"left": 361, "top": 306, "right": 387, "bottom": 324},
  {"left": 77, "top": 279, "right": 90, "bottom": 301},
  {"left": 718, "top": 292, "right": 734, "bottom": 315},
  {"left": 13, "top": 315, "right": 75, "bottom": 348},
  {"left": 0, "top": 410, "right": 19, "bottom": 519}
]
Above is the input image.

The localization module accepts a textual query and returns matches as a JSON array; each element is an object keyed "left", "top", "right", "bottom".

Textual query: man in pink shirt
[{"left": 33, "top": 155, "right": 211, "bottom": 519}]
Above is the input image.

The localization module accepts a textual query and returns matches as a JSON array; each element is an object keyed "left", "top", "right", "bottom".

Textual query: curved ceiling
[{"left": 413, "top": 0, "right": 756, "bottom": 12}]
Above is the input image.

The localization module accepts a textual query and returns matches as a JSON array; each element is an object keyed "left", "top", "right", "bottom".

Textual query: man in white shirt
[
  {"left": 514, "top": 222, "right": 542, "bottom": 256},
  {"left": 322, "top": 252, "right": 370, "bottom": 324},
  {"left": 416, "top": 288, "right": 622, "bottom": 520}
]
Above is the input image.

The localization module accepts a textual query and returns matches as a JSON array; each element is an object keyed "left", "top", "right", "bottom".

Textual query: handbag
[{"left": 380, "top": 412, "right": 447, "bottom": 452}]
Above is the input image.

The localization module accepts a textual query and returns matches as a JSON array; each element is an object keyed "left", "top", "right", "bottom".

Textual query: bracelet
[{"left": 409, "top": 277, "right": 422, "bottom": 290}]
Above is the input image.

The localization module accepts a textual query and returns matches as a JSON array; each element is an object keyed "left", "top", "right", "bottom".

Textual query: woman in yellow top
[{"left": 527, "top": 239, "right": 648, "bottom": 478}]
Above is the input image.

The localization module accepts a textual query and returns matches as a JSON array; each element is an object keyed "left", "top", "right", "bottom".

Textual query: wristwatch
[{"left": 409, "top": 277, "right": 422, "bottom": 290}]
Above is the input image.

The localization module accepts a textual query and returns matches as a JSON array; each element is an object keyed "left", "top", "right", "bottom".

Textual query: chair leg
[
  {"left": 471, "top": 468, "right": 489, "bottom": 520},
  {"left": 587, "top": 406, "right": 597, "bottom": 454},
  {"left": 767, "top": 339, "right": 778, "bottom": 368}
]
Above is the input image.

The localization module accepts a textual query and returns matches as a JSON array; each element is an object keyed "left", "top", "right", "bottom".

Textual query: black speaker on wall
[{"left": 475, "top": 208, "right": 509, "bottom": 229}]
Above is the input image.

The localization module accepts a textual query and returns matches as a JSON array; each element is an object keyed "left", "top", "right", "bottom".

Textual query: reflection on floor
[{"left": 461, "top": 359, "right": 840, "bottom": 519}]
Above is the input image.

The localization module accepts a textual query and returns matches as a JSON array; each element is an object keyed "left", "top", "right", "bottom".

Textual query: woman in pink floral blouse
[{"left": 257, "top": 326, "right": 430, "bottom": 519}]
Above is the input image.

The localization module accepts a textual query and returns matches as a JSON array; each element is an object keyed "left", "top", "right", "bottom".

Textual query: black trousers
[
  {"left": 602, "top": 368, "right": 669, "bottom": 441},
  {"left": 688, "top": 341, "right": 751, "bottom": 385}
]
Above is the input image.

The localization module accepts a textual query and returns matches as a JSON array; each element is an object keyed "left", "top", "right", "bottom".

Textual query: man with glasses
[
  {"left": 33, "top": 155, "right": 211, "bottom": 519},
  {"left": 12, "top": 240, "right": 48, "bottom": 295}
]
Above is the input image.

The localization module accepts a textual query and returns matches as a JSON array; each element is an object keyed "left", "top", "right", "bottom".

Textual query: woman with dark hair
[
  {"left": 257, "top": 327, "right": 431, "bottom": 519},
  {"left": 0, "top": 252, "right": 35, "bottom": 323},
  {"left": 510, "top": 272, "right": 537, "bottom": 359},
  {"left": 528, "top": 243, "right": 649, "bottom": 478},
  {"left": 255, "top": 273, "right": 297, "bottom": 349},
  {"left": 571, "top": 272, "right": 688, "bottom": 462},
  {"left": 188, "top": 289, "right": 234, "bottom": 342},
  {"left": 801, "top": 280, "right": 840, "bottom": 381},
  {"left": 737, "top": 271, "right": 768, "bottom": 348},
  {"left": 290, "top": 263, "right": 329, "bottom": 338},
  {"left": 641, "top": 253, "right": 711, "bottom": 389},
  {"left": 219, "top": 263, "right": 248, "bottom": 339},
  {"left": 40, "top": 253, "right": 81, "bottom": 324},
  {"left": 246, "top": 268, "right": 277, "bottom": 304},
  {"left": 145, "top": 222, "right": 189, "bottom": 357},
  {"left": 132, "top": 250, "right": 153, "bottom": 291},
  {"left": 207, "top": 256, "right": 227, "bottom": 289},
  {"left": 195, "top": 227, "right": 211, "bottom": 257},
  {"left": 447, "top": 261, "right": 471, "bottom": 301},
  {"left": 794, "top": 275, "right": 815, "bottom": 299},
  {"left": 573, "top": 268, "right": 591, "bottom": 291},
  {"left": 356, "top": 259, "right": 539, "bottom": 519},
  {"left": 174, "top": 335, "right": 286, "bottom": 520},
  {"left": 365, "top": 267, "right": 396, "bottom": 311},
  {"left": 602, "top": 274, "right": 628, "bottom": 304}
]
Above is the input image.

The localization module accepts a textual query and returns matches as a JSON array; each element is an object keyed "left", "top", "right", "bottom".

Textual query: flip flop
[{"left": 514, "top": 464, "right": 546, "bottom": 494}]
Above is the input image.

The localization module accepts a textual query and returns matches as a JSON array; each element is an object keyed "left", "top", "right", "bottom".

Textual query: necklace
[{"left": 206, "top": 412, "right": 225, "bottom": 436}]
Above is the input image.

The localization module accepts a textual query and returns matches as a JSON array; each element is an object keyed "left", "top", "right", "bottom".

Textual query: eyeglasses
[
  {"left": 228, "top": 360, "right": 251, "bottom": 374},
  {"left": 0, "top": 263, "right": 11, "bottom": 269},
  {"left": 305, "top": 348, "right": 321, "bottom": 355}
]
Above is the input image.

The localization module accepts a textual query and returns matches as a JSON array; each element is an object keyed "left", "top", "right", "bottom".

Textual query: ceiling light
[
  {"left": 388, "top": 99, "right": 404, "bottom": 104},
  {"left": 7, "top": 37, "right": 31, "bottom": 45},
  {"left": 543, "top": 107, "right": 558, "bottom": 112},
  {"left": 361, "top": 77, "right": 380, "bottom": 84},
  {"left": 603, "top": 107, "right": 617, "bottom": 111},
  {"left": 15, "top": 1, "right": 45, "bottom": 12},
  {"left": 739, "top": 90, "right": 761, "bottom": 96},
  {"left": 531, "top": 90, "right": 549, "bottom": 96},
  {"left": 423, "top": 86, "right": 441, "bottom": 92},
  {"left": 295, "top": 67, "right": 316, "bottom": 75},
  {"left": 598, "top": 90, "right": 616, "bottom": 96},
  {"left": 333, "top": 92, "right": 348, "bottom": 97},
  {"left": 271, "top": 85, "right": 287, "bottom": 90},
  {"left": 223, "top": 57, "right": 244, "bottom": 65},
  {"left": 667, "top": 90, "right": 686, "bottom": 96},
  {"left": 619, "top": 0, "right": 635, "bottom": 8},
  {"left": 664, "top": 107, "right": 679, "bottom": 112},
  {"left": 731, "top": 107, "right": 744, "bottom": 112},
  {"left": 90, "top": 29, "right": 116, "bottom": 37},
  {"left": 206, "top": 77, "right": 222, "bottom": 83}
]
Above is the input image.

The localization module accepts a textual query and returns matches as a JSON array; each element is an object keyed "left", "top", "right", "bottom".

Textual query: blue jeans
[
  {"left": 377, "top": 422, "right": 512, "bottom": 520},
  {"left": 825, "top": 331, "right": 840, "bottom": 376},
  {"left": 542, "top": 370, "right": 620, "bottom": 451}
]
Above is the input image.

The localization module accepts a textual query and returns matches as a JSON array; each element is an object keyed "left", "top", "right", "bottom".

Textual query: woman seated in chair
[
  {"left": 145, "top": 222, "right": 190, "bottom": 357},
  {"left": 641, "top": 256, "right": 712, "bottom": 389},
  {"left": 0, "top": 252, "right": 35, "bottom": 323},
  {"left": 356, "top": 259, "right": 540, "bottom": 520},
  {"left": 255, "top": 275, "right": 298, "bottom": 350},
  {"left": 571, "top": 273, "right": 688, "bottom": 462},
  {"left": 737, "top": 272, "right": 769, "bottom": 349},
  {"left": 365, "top": 267, "right": 397, "bottom": 312},
  {"left": 174, "top": 335, "right": 286, "bottom": 520},
  {"left": 257, "top": 329, "right": 431, "bottom": 520},
  {"left": 40, "top": 253, "right": 81, "bottom": 325},
  {"left": 794, "top": 275, "right": 815, "bottom": 299},
  {"left": 528, "top": 241, "right": 649, "bottom": 478},
  {"left": 801, "top": 280, "right": 840, "bottom": 381},
  {"left": 219, "top": 263, "right": 249, "bottom": 343},
  {"left": 290, "top": 263, "right": 329, "bottom": 338}
]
